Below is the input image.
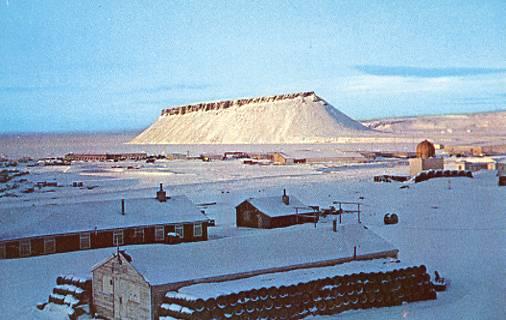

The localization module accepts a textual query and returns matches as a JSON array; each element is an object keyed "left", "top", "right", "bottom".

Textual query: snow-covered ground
[{"left": 0, "top": 158, "right": 505, "bottom": 319}]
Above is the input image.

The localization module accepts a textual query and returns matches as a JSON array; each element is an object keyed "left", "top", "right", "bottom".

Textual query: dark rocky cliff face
[{"left": 161, "top": 91, "right": 320, "bottom": 116}]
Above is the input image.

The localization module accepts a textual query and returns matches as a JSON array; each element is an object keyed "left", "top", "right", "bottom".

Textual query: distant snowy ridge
[
  {"left": 130, "top": 91, "right": 370, "bottom": 144},
  {"left": 363, "top": 110, "right": 506, "bottom": 135}
]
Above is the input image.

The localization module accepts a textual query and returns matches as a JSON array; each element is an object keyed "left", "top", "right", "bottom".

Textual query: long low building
[
  {"left": 0, "top": 185, "right": 209, "bottom": 259},
  {"left": 91, "top": 223, "right": 399, "bottom": 320},
  {"left": 272, "top": 149, "right": 367, "bottom": 165},
  {"left": 64, "top": 152, "right": 147, "bottom": 162}
]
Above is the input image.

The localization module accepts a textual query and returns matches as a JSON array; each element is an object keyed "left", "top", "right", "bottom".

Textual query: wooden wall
[
  {"left": 236, "top": 201, "right": 304, "bottom": 229},
  {"left": 236, "top": 201, "right": 271, "bottom": 228},
  {"left": 93, "top": 255, "right": 152, "bottom": 320},
  {"left": 0, "top": 222, "right": 208, "bottom": 259}
]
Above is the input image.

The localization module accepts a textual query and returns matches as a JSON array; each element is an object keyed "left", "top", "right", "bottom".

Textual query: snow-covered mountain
[{"left": 130, "top": 92, "right": 369, "bottom": 144}]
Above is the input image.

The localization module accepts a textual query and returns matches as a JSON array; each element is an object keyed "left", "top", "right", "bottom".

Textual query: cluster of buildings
[
  {"left": 10, "top": 140, "right": 506, "bottom": 319},
  {"left": 0, "top": 187, "right": 344, "bottom": 259},
  {"left": 2, "top": 182, "right": 412, "bottom": 320},
  {"left": 444, "top": 143, "right": 506, "bottom": 157},
  {"left": 409, "top": 140, "right": 504, "bottom": 180}
]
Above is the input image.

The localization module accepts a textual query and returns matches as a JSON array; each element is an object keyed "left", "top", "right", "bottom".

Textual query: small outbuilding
[{"left": 236, "top": 190, "right": 317, "bottom": 229}]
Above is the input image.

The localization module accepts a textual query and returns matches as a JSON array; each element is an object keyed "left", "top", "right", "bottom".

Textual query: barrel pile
[
  {"left": 37, "top": 275, "right": 92, "bottom": 320},
  {"left": 414, "top": 170, "right": 472, "bottom": 183},
  {"left": 159, "top": 265, "right": 436, "bottom": 319}
]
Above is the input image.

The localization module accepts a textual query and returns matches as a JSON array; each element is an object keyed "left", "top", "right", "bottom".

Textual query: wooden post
[
  {"left": 339, "top": 203, "right": 342, "bottom": 224},
  {"left": 357, "top": 203, "right": 361, "bottom": 224},
  {"left": 353, "top": 245, "right": 357, "bottom": 259}
]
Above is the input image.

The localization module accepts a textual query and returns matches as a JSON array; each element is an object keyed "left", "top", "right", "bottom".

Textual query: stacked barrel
[
  {"left": 159, "top": 265, "right": 436, "bottom": 319},
  {"left": 414, "top": 170, "right": 472, "bottom": 183},
  {"left": 37, "top": 275, "right": 92, "bottom": 320}
]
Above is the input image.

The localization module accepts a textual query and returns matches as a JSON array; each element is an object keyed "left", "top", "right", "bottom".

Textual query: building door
[{"left": 113, "top": 271, "right": 129, "bottom": 319}]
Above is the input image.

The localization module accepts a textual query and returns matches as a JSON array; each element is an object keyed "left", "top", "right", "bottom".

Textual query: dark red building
[
  {"left": 236, "top": 190, "right": 317, "bottom": 229},
  {"left": 0, "top": 185, "right": 209, "bottom": 259}
]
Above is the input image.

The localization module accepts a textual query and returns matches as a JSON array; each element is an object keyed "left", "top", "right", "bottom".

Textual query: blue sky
[{"left": 1, "top": 1, "right": 505, "bottom": 133}]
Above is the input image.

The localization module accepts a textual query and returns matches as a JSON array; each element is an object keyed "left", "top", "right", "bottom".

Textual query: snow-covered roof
[
  {"left": 241, "top": 195, "right": 315, "bottom": 217},
  {"left": 104, "top": 223, "right": 397, "bottom": 286},
  {"left": 0, "top": 195, "right": 207, "bottom": 241}
]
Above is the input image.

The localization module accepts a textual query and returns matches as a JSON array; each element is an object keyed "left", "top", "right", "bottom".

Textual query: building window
[
  {"left": 193, "top": 223, "right": 202, "bottom": 237},
  {"left": 134, "top": 228, "right": 144, "bottom": 242},
  {"left": 44, "top": 238, "right": 56, "bottom": 253},
  {"left": 0, "top": 244, "right": 5, "bottom": 259},
  {"left": 155, "top": 226, "right": 165, "bottom": 241},
  {"left": 80, "top": 233, "right": 91, "bottom": 249},
  {"left": 19, "top": 240, "right": 31, "bottom": 257},
  {"left": 175, "top": 224, "right": 184, "bottom": 238},
  {"left": 113, "top": 230, "right": 124, "bottom": 246}
]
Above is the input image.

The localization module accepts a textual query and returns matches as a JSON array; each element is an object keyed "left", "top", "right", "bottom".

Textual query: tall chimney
[
  {"left": 121, "top": 199, "right": 125, "bottom": 215},
  {"left": 156, "top": 183, "right": 167, "bottom": 202},
  {"left": 282, "top": 188, "right": 289, "bottom": 205}
]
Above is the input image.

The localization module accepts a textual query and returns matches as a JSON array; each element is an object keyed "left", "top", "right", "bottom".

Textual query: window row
[{"left": 2, "top": 223, "right": 204, "bottom": 258}]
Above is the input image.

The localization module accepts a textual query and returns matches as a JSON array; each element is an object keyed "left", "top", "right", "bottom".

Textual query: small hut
[{"left": 236, "top": 190, "right": 316, "bottom": 229}]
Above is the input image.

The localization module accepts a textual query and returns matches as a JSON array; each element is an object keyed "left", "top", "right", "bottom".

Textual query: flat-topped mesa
[
  {"left": 131, "top": 91, "right": 368, "bottom": 144},
  {"left": 161, "top": 91, "right": 320, "bottom": 116}
]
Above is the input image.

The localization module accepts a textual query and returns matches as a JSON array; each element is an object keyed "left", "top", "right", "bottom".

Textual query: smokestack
[
  {"left": 156, "top": 183, "right": 167, "bottom": 202},
  {"left": 282, "top": 188, "right": 289, "bottom": 205},
  {"left": 121, "top": 199, "right": 125, "bottom": 215}
]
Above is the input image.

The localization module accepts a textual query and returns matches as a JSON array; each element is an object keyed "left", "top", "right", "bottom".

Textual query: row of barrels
[
  {"left": 160, "top": 265, "right": 436, "bottom": 320},
  {"left": 52, "top": 285, "right": 85, "bottom": 301},
  {"left": 56, "top": 275, "right": 92, "bottom": 293},
  {"left": 414, "top": 170, "right": 472, "bottom": 183},
  {"left": 37, "top": 275, "right": 92, "bottom": 320}
]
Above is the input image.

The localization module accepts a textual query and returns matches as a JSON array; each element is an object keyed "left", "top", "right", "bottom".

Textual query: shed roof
[
  {"left": 0, "top": 195, "right": 207, "bottom": 241},
  {"left": 241, "top": 195, "right": 315, "bottom": 217},
  {"left": 94, "top": 223, "right": 397, "bottom": 286}
]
